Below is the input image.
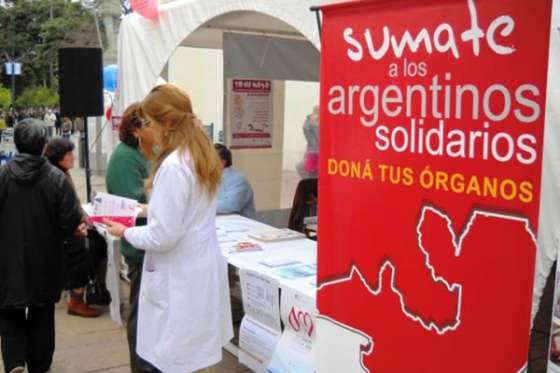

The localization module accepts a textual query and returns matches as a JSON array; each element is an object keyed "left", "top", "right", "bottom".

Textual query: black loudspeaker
[{"left": 58, "top": 48, "right": 104, "bottom": 117}]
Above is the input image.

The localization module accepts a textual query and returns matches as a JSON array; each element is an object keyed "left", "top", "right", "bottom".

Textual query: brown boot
[{"left": 68, "top": 290, "right": 101, "bottom": 318}]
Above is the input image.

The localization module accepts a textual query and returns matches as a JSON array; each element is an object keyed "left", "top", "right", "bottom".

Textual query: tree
[
  {"left": 0, "top": 84, "right": 11, "bottom": 110},
  {"left": 0, "top": 0, "right": 101, "bottom": 96},
  {"left": 15, "top": 86, "right": 58, "bottom": 108}
]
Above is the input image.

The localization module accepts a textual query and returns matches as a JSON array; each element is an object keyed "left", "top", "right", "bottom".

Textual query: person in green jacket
[{"left": 105, "top": 103, "right": 157, "bottom": 373}]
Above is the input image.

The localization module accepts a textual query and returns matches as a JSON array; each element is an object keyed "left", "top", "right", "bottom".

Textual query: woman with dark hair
[
  {"left": 44, "top": 138, "right": 107, "bottom": 318},
  {"left": 105, "top": 102, "right": 155, "bottom": 373},
  {"left": 106, "top": 85, "right": 233, "bottom": 373}
]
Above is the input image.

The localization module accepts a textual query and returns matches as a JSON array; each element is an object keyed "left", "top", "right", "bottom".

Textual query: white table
[
  {"left": 217, "top": 215, "right": 317, "bottom": 299},
  {"left": 216, "top": 215, "right": 318, "bottom": 369},
  {"left": 94, "top": 213, "right": 318, "bottom": 331}
]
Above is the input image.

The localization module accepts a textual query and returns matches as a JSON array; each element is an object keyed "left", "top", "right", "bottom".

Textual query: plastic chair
[{"left": 288, "top": 178, "right": 318, "bottom": 238}]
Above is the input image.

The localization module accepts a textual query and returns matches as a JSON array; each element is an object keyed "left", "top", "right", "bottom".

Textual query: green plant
[
  {"left": 15, "top": 86, "right": 58, "bottom": 108},
  {"left": 0, "top": 85, "right": 11, "bottom": 110}
]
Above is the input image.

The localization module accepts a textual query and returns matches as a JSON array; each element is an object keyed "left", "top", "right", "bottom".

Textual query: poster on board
[
  {"left": 316, "top": 0, "right": 553, "bottom": 372},
  {"left": 229, "top": 79, "right": 273, "bottom": 149}
]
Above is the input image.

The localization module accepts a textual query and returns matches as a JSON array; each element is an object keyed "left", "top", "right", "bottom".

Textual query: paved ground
[
  {"left": 0, "top": 278, "right": 248, "bottom": 373},
  {"left": 0, "top": 281, "right": 249, "bottom": 373}
]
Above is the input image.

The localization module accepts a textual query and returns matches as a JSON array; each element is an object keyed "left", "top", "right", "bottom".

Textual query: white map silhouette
[{"left": 316, "top": 205, "right": 537, "bottom": 373}]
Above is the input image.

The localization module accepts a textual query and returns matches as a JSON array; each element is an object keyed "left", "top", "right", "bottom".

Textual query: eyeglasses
[
  {"left": 132, "top": 111, "right": 152, "bottom": 128},
  {"left": 140, "top": 118, "right": 152, "bottom": 128}
]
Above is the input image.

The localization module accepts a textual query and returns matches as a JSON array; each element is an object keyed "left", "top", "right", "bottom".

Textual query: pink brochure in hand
[{"left": 88, "top": 192, "right": 139, "bottom": 228}]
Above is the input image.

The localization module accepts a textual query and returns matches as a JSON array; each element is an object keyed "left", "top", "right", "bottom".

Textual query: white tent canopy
[
  {"left": 116, "top": 0, "right": 560, "bottom": 321},
  {"left": 116, "top": 0, "right": 330, "bottom": 115}
]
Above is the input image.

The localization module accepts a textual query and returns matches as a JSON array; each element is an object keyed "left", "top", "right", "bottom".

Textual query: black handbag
[
  {"left": 85, "top": 274, "right": 110, "bottom": 306},
  {"left": 84, "top": 231, "right": 111, "bottom": 306}
]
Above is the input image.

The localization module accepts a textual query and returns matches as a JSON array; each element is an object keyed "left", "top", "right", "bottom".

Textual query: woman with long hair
[{"left": 105, "top": 84, "right": 233, "bottom": 373}]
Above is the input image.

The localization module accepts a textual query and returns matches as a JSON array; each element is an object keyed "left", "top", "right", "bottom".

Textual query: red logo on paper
[{"left": 288, "top": 307, "right": 314, "bottom": 338}]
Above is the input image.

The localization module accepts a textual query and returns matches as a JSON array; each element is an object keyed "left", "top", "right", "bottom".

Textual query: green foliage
[
  {"left": 0, "top": 84, "right": 11, "bottom": 110},
  {"left": 15, "top": 86, "right": 59, "bottom": 108},
  {"left": 0, "top": 0, "right": 102, "bottom": 98}
]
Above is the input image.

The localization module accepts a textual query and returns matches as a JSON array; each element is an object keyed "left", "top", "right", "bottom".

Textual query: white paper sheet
[
  {"left": 240, "top": 269, "right": 282, "bottom": 332},
  {"left": 239, "top": 318, "right": 282, "bottom": 373},
  {"left": 238, "top": 269, "right": 282, "bottom": 372}
]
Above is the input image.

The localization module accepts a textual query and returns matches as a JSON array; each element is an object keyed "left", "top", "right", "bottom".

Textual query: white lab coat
[{"left": 124, "top": 149, "right": 233, "bottom": 373}]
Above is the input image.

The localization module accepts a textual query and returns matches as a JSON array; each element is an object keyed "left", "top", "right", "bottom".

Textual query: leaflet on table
[
  {"left": 274, "top": 263, "right": 317, "bottom": 280},
  {"left": 248, "top": 228, "right": 305, "bottom": 243},
  {"left": 88, "top": 192, "right": 139, "bottom": 227},
  {"left": 239, "top": 318, "right": 281, "bottom": 373},
  {"left": 260, "top": 257, "right": 301, "bottom": 268},
  {"left": 217, "top": 229, "right": 244, "bottom": 244},
  {"left": 268, "top": 288, "right": 316, "bottom": 373},
  {"left": 218, "top": 217, "right": 262, "bottom": 233},
  {"left": 229, "top": 241, "right": 264, "bottom": 254}
]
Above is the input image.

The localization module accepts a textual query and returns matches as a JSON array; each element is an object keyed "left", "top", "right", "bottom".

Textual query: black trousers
[
  {"left": 65, "top": 229, "right": 108, "bottom": 290},
  {"left": 0, "top": 304, "right": 55, "bottom": 373},
  {"left": 127, "top": 262, "right": 160, "bottom": 373}
]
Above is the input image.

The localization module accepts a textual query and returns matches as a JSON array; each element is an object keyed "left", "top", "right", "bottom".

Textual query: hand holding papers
[
  {"left": 103, "top": 219, "right": 127, "bottom": 238},
  {"left": 137, "top": 203, "right": 149, "bottom": 218},
  {"left": 89, "top": 192, "right": 140, "bottom": 228}
]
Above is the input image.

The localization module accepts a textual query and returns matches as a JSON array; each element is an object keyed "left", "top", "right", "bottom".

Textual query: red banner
[{"left": 316, "top": 0, "right": 552, "bottom": 372}]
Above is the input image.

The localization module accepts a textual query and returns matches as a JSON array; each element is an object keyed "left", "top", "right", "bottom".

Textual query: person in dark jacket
[
  {"left": 0, "top": 118, "right": 82, "bottom": 373},
  {"left": 45, "top": 138, "right": 108, "bottom": 318}
]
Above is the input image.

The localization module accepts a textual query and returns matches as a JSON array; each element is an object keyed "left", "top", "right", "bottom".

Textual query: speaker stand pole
[{"left": 83, "top": 116, "right": 92, "bottom": 203}]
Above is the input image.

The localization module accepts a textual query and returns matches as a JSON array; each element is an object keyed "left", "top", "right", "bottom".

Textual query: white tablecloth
[
  {"left": 96, "top": 213, "right": 317, "bottom": 326},
  {"left": 217, "top": 215, "right": 317, "bottom": 299}
]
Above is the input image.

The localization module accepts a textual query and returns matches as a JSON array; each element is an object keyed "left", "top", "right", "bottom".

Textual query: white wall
[
  {"left": 169, "top": 47, "right": 224, "bottom": 143},
  {"left": 169, "top": 46, "right": 287, "bottom": 211},
  {"left": 283, "top": 81, "right": 320, "bottom": 172}
]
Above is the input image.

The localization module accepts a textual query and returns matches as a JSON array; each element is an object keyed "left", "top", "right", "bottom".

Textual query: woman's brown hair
[
  {"left": 119, "top": 103, "right": 142, "bottom": 148},
  {"left": 140, "top": 84, "right": 222, "bottom": 196}
]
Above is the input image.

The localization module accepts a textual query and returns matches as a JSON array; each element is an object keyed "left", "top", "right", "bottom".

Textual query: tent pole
[
  {"left": 310, "top": 6, "right": 322, "bottom": 41},
  {"left": 83, "top": 116, "right": 92, "bottom": 203}
]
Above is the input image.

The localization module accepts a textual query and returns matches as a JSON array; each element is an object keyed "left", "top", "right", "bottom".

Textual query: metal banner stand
[{"left": 83, "top": 116, "right": 92, "bottom": 203}]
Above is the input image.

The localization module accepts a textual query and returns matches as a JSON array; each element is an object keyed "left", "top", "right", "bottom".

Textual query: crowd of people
[
  {"left": 0, "top": 84, "right": 256, "bottom": 373},
  {"left": 0, "top": 108, "right": 77, "bottom": 140}
]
